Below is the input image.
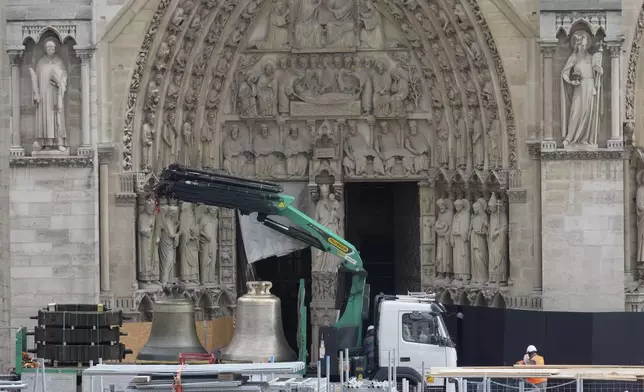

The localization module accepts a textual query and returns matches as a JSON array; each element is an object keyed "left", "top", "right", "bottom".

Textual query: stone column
[
  {"left": 540, "top": 44, "right": 556, "bottom": 149},
  {"left": 418, "top": 179, "right": 436, "bottom": 290},
  {"left": 7, "top": 49, "right": 24, "bottom": 157},
  {"left": 77, "top": 49, "right": 94, "bottom": 156},
  {"left": 608, "top": 44, "right": 623, "bottom": 149},
  {"left": 98, "top": 143, "right": 114, "bottom": 292}
]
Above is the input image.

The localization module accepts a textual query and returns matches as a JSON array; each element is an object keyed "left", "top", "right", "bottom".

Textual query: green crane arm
[{"left": 154, "top": 164, "right": 367, "bottom": 344}]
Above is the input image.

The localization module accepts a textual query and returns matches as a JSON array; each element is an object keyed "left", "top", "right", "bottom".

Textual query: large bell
[
  {"left": 219, "top": 281, "right": 296, "bottom": 363},
  {"left": 137, "top": 284, "right": 207, "bottom": 361}
]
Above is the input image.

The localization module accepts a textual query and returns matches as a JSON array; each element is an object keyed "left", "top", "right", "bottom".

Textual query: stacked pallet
[{"left": 28, "top": 304, "right": 132, "bottom": 365}]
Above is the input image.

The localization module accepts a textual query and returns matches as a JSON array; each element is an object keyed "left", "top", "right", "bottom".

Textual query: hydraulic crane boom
[{"left": 154, "top": 164, "right": 368, "bottom": 346}]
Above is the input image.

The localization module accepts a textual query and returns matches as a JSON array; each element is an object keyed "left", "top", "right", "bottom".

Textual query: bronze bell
[
  {"left": 219, "top": 281, "right": 296, "bottom": 363},
  {"left": 137, "top": 284, "right": 207, "bottom": 361}
]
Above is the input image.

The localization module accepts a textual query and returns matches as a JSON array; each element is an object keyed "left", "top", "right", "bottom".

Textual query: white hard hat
[
  {"left": 367, "top": 325, "right": 375, "bottom": 331},
  {"left": 526, "top": 345, "right": 537, "bottom": 353}
]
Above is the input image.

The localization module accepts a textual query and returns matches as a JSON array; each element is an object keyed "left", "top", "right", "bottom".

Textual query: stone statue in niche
[
  {"left": 343, "top": 120, "right": 384, "bottom": 176},
  {"left": 358, "top": 0, "right": 385, "bottom": 50},
  {"left": 314, "top": 184, "right": 344, "bottom": 272},
  {"left": 372, "top": 60, "right": 392, "bottom": 116},
  {"left": 487, "top": 193, "right": 508, "bottom": 286},
  {"left": 403, "top": 119, "right": 429, "bottom": 175},
  {"left": 223, "top": 125, "right": 251, "bottom": 176},
  {"left": 435, "top": 198, "right": 453, "bottom": 282},
  {"left": 292, "top": 0, "right": 356, "bottom": 49},
  {"left": 637, "top": 171, "right": 644, "bottom": 265},
  {"left": 390, "top": 69, "right": 409, "bottom": 116},
  {"left": 138, "top": 198, "right": 160, "bottom": 285},
  {"left": 451, "top": 199, "right": 470, "bottom": 285},
  {"left": 435, "top": 108, "right": 449, "bottom": 167},
  {"left": 255, "top": 0, "right": 290, "bottom": 49},
  {"left": 469, "top": 109, "right": 484, "bottom": 169},
  {"left": 284, "top": 124, "right": 310, "bottom": 177},
  {"left": 561, "top": 30, "right": 603, "bottom": 147},
  {"left": 29, "top": 40, "right": 69, "bottom": 153},
  {"left": 257, "top": 63, "right": 278, "bottom": 117},
  {"left": 253, "top": 124, "right": 283, "bottom": 178},
  {"left": 197, "top": 205, "right": 219, "bottom": 284},
  {"left": 159, "top": 201, "right": 180, "bottom": 284},
  {"left": 179, "top": 202, "right": 200, "bottom": 284},
  {"left": 200, "top": 111, "right": 216, "bottom": 167},
  {"left": 141, "top": 113, "right": 156, "bottom": 171},
  {"left": 470, "top": 198, "right": 489, "bottom": 285},
  {"left": 486, "top": 110, "right": 501, "bottom": 169}
]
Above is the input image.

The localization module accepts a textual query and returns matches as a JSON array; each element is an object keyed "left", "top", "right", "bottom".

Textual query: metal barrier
[{"left": 450, "top": 376, "right": 644, "bottom": 392}]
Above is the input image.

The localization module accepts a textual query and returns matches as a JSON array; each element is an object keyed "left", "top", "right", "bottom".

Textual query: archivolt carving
[
  {"left": 123, "top": 0, "right": 517, "bottom": 177},
  {"left": 626, "top": 5, "right": 644, "bottom": 123}
]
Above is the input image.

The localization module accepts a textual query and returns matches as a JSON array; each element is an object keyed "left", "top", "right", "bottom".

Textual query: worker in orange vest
[{"left": 516, "top": 345, "right": 547, "bottom": 391}]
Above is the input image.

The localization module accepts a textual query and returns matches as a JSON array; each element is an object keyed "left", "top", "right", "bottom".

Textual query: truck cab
[{"left": 372, "top": 292, "right": 457, "bottom": 392}]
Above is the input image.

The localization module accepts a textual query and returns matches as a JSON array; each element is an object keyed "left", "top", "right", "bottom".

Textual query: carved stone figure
[
  {"left": 161, "top": 111, "right": 179, "bottom": 167},
  {"left": 141, "top": 113, "right": 156, "bottom": 171},
  {"left": 223, "top": 125, "right": 250, "bottom": 175},
  {"left": 200, "top": 111, "right": 216, "bottom": 167},
  {"left": 435, "top": 109, "right": 449, "bottom": 167},
  {"left": 390, "top": 69, "right": 409, "bottom": 115},
  {"left": 343, "top": 120, "right": 384, "bottom": 176},
  {"left": 235, "top": 71, "right": 259, "bottom": 117},
  {"left": 253, "top": 124, "right": 283, "bottom": 178},
  {"left": 138, "top": 198, "right": 160, "bottom": 284},
  {"left": 305, "top": 55, "right": 323, "bottom": 95},
  {"left": 359, "top": 0, "right": 385, "bottom": 49},
  {"left": 638, "top": 172, "right": 644, "bottom": 264},
  {"left": 451, "top": 199, "right": 470, "bottom": 284},
  {"left": 256, "top": 0, "right": 290, "bottom": 49},
  {"left": 257, "top": 63, "right": 278, "bottom": 116},
  {"left": 159, "top": 203, "right": 180, "bottom": 284},
  {"left": 402, "top": 120, "right": 429, "bottom": 174},
  {"left": 314, "top": 184, "right": 344, "bottom": 272},
  {"left": 372, "top": 60, "right": 392, "bottom": 115},
  {"left": 276, "top": 57, "right": 294, "bottom": 114},
  {"left": 469, "top": 109, "right": 484, "bottom": 169},
  {"left": 487, "top": 193, "right": 508, "bottom": 286},
  {"left": 29, "top": 40, "right": 69, "bottom": 152},
  {"left": 284, "top": 124, "right": 310, "bottom": 177},
  {"left": 487, "top": 110, "right": 501, "bottom": 169},
  {"left": 435, "top": 198, "right": 453, "bottom": 281},
  {"left": 293, "top": 0, "right": 356, "bottom": 49},
  {"left": 179, "top": 202, "right": 200, "bottom": 284},
  {"left": 470, "top": 198, "right": 489, "bottom": 285},
  {"left": 338, "top": 55, "right": 359, "bottom": 94},
  {"left": 561, "top": 30, "right": 603, "bottom": 147},
  {"left": 376, "top": 121, "right": 397, "bottom": 174},
  {"left": 353, "top": 56, "right": 373, "bottom": 114},
  {"left": 198, "top": 205, "right": 219, "bottom": 284}
]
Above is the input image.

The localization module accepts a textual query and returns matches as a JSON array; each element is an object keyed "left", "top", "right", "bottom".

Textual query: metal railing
[{"left": 452, "top": 376, "right": 644, "bottom": 392}]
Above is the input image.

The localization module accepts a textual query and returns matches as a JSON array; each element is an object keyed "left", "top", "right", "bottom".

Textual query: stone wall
[
  {"left": 541, "top": 157, "right": 625, "bottom": 312},
  {"left": 10, "top": 165, "right": 98, "bottom": 329}
]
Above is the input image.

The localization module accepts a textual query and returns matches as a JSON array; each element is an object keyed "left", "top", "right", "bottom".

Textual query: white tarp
[{"left": 238, "top": 182, "right": 312, "bottom": 263}]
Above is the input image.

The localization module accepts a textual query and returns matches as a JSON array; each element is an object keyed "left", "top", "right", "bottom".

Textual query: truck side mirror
[{"left": 456, "top": 312, "right": 464, "bottom": 319}]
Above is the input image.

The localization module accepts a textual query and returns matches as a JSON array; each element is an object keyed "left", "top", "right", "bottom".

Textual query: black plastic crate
[
  {"left": 32, "top": 343, "right": 132, "bottom": 363},
  {"left": 33, "top": 326, "right": 123, "bottom": 344},
  {"left": 35, "top": 310, "right": 123, "bottom": 328}
]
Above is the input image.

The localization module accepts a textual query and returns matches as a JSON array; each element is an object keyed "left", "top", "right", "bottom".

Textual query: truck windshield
[{"left": 401, "top": 312, "right": 440, "bottom": 345}]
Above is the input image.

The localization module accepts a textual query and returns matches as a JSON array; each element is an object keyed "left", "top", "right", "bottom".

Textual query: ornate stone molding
[
  {"left": 539, "top": 44, "right": 556, "bottom": 58},
  {"left": 98, "top": 143, "right": 116, "bottom": 165},
  {"left": 115, "top": 172, "right": 139, "bottom": 206},
  {"left": 541, "top": 149, "right": 627, "bottom": 161},
  {"left": 626, "top": 6, "right": 644, "bottom": 121},
  {"left": 121, "top": 0, "right": 172, "bottom": 171},
  {"left": 10, "top": 155, "right": 93, "bottom": 168},
  {"left": 507, "top": 189, "right": 526, "bottom": 203},
  {"left": 75, "top": 46, "right": 95, "bottom": 64},
  {"left": 5, "top": 49, "right": 22, "bottom": 65},
  {"left": 526, "top": 141, "right": 541, "bottom": 160}
]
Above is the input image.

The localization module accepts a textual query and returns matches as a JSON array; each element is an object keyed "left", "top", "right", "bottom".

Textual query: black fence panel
[{"left": 442, "top": 306, "right": 644, "bottom": 366}]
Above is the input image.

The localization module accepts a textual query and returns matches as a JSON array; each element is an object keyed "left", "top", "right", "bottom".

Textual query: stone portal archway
[{"left": 121, "top": 0, "right": 518, "bottom": 363}]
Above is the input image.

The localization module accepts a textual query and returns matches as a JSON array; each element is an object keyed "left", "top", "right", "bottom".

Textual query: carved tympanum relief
[
  {"left": 137, "top": 197, "right": 229, "bottom": 289},
  {"left": 127, "top": 0, "right": 517, "bottom": 177},
  {"left": 432, "top": 192, "right": 508, "bottom": 288}
]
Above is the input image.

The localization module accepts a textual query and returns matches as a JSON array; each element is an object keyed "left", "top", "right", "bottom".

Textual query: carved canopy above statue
[{"left": 121, "top": 0, "right": 517, "bottom": 180}]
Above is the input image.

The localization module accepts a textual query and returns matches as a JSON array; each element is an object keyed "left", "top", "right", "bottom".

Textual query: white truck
[{"left": 370, "top": 292, "right": 458, "bottom": 392}]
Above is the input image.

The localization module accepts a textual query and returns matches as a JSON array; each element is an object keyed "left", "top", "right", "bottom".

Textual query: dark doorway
[
  {"left": 253, "top": 248, "right": 312, "bottom": 360},
  {"left": 345, "top": 182, "right": 421, "bottom": 326}
]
